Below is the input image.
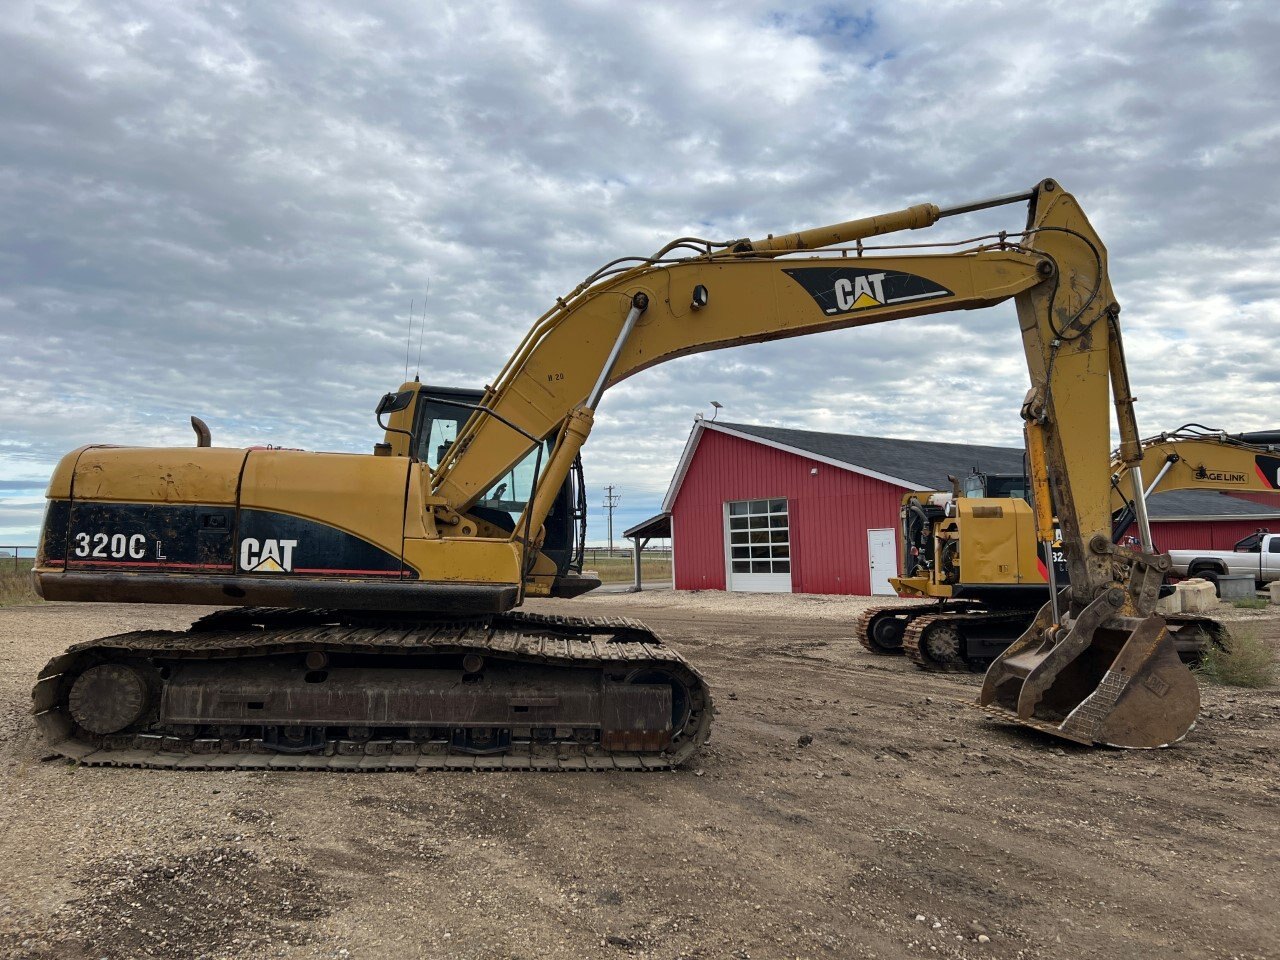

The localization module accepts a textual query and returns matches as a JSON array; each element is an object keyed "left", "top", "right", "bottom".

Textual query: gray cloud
[{"left": 1, "top": 1, "right": 1278, "bottom": 546}]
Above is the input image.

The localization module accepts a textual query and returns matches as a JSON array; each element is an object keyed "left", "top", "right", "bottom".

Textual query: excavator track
[
  {"left": 902, "top": 610, "right": 1035, "bottom": 673},
  {"left": 1164, "top": 613, "right": 1231, "bottom": 659},
  {"left": 875, "top": 604, "right": 1226, "bottom": 673},
  {"left": 854, "top": 601, "right": 979, "bottom": 655},
  {"left": 32, "top": 609, "right": 712, "bottom": 771}
]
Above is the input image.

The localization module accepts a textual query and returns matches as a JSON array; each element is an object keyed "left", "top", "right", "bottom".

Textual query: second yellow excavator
[
  {"left": 32, "top": 177, "right": 1203, "bottom": 765},
  {"left": 858, "top": 427, "right": 1280, "bottom": 670}
]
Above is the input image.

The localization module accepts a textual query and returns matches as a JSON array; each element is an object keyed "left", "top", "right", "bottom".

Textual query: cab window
[
  {"left": 413, "top": 393, "right": 479, "bottom": 470},
  {"left": 412, "top": 392, "right": 549, "bottom": 519},
  {"left": 476, "top": 444, "right": 549, "bottom": 514}
]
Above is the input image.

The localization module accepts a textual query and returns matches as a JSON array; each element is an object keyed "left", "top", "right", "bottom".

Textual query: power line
[{"left": 603, "top": 485, "right": 622, "bottom": 554}]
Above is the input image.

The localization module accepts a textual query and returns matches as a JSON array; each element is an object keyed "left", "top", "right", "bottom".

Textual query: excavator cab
[
  {"left": 960, "top": 471, "right": 1030, "bottom": 501},
  {"left": 415, "top": 386, "right": 590, "bottom": 584},
  {"left": 406, "top": 385, "right": 592, "bottom": 593}
]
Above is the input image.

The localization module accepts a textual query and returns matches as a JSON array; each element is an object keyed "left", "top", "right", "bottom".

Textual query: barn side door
[{"left": 866, "top": 527, "right": 897, "bottom": 595}]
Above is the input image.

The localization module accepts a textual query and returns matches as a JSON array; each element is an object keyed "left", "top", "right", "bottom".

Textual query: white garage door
[{"left": 726, "top": 498, "right": 792, "bottom": 593}]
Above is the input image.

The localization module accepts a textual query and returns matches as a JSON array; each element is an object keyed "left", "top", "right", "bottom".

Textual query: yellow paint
[
  {"left": 957, "top": 498, "right": 1038, "bottom": 585},
  {"left": 1109, "top": 437, "right": 1280, "bottom": 509},
  {"left": 69, "top": 447, "right": 247, "bottom": 504},
  {"left": 889, "top": 432, "right": 1278, "bottom": 602},
  {"left": 46, "top": 446, "right": 88, "bottom": 499},
  {"left": 1024, "top": 422, "right": 1056, "bottom": 544},
  {"left": 400, "top": 537, "right": 524, "bottom": 587}
]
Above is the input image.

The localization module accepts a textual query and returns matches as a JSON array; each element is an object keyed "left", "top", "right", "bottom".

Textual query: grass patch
[
  {"left": 1196, "top": 627, "right": 1277, "bottom": 688},
  {"left": 0, "top": 559, "right": 40, "bottom": 607},
  {"left": 1231, "top": 597, "right": 1269, "bottom": 610},
  {"left": 582, "top": 555, "right": 672, "bottom": 585}
]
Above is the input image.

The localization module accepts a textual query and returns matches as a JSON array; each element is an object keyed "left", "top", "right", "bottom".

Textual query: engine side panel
[
  {"left": 238, "top": 449, "right": 410, "bottom": 570},
  {"left": 71, "top": 446, "right": 247, "bottom": 505}
]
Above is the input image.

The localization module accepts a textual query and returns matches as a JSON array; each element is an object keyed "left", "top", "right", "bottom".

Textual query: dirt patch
[
  {"left": 1, "top": 597, "right": 1277, "bottom": 960},
  {"left": 1, "top": 846, "right": 330, "bottom": 960}
]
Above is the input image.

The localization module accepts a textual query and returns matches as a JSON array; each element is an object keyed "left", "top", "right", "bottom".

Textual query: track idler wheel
[
  {"left": 920, "top": 623, "right": 965, "bottom": 671},
  {"left": 860, "top": 610, "right": 911, "bottom": 653},
  {"left": 68, "top": 663, "right": 152, "bottom": 735}
]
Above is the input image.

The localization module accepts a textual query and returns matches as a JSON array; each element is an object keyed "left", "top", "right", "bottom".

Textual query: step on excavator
[
  {"left": 32, "top": 178, "right": 1202, "bottom": 765},
  {"left": 858, "top": 427, "right": 1280, "bottom": 671}
]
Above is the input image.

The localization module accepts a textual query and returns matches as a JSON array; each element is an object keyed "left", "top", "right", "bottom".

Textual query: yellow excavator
[
  {"left": 857, "top": 427, "right": 1280, "bottom": 670},
  {"left": 32, "top": 178, "right": 1200, "bottom": 766}
]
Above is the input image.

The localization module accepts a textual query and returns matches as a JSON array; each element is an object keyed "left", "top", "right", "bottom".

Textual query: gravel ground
[{"left": 1, "top": 594, "right": 1277, "bottom": 960}]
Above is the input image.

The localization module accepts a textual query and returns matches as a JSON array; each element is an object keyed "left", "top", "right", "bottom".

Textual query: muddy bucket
[{"left": 980, "top": 604, "right": 1199, "bottom": 748}]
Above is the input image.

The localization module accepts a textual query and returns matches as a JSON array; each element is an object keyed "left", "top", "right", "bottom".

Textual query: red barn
[{"left": 641, "top": 420, "right": 1280, "bottom": 596}]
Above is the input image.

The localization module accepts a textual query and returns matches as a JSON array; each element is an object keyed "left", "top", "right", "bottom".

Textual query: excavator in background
[
  {"left": 857, "top": 427, "right": 1280, "bottom": 671},
  {"left": 33, "top": 178, "right": 1203, "bottom": 765}
]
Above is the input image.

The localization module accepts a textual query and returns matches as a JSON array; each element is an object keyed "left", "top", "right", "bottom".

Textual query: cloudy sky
[{"left": 2, "top": 0, "right": 1278, "bottom": 547}]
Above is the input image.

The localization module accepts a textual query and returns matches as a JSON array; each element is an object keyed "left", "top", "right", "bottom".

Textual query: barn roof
[
  {"left": 719, "top": 421, "right": 1027, "bottom": 490},
  {"left": 660, "top": 420, "right": 1280, "bottom": 521},
  {"left": 623, "top": 512, "right": 671, "bottom": 540},
  {"left": 1143, "top": 489, "right": 1280, "bottom": 520}
]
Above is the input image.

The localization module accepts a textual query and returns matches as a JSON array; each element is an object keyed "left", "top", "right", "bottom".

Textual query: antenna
[
  {"left": 403, "top": 298, "right": 415, "bottom": 384},
  {"left": 414, "top": 278, "right": 431, "bottom": 382}
]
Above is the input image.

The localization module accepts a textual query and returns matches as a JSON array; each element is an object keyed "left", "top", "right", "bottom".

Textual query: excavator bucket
[{"left": 979, "top": 604, "right": 1199, "bottom": 748}]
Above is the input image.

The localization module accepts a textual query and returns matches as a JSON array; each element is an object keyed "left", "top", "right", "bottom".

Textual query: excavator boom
[{"left": 1110, "top": 428, "right": 1280, "bottom": 530}]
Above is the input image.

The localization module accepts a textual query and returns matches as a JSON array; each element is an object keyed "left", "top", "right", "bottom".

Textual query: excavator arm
[
  {"left": 973, "top": 428, "right": 1280, "bottom": 746},
  {"left": 386, "top": 178, "right": 1196, "bottom": 748},
  {"left": 1109, "top": 428, "right": 1280, "bottom": 539}
]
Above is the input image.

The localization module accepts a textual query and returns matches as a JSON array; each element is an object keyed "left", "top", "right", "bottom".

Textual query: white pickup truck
[{"left": 1168, "top": 529, "right": 1280, "bottom": 591}]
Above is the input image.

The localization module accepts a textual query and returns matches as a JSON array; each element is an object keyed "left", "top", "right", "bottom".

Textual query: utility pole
[{"left": 603, "top": 485, "right": 622, "bottom": 554}]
